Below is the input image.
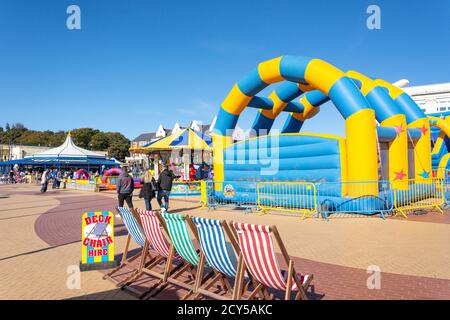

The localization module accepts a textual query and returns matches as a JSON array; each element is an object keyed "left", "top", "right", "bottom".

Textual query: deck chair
[
  {"left": 103, "top": 207, "right": 153, "bottom": 290},
  {"left": 160, "top": 212, "right": 214, "bottom": 300},
  {"left": 231, "top": 221, "right": 313, "bottom": 300},
  {"left": 127, "top": 208, "right": 187, "bottom": 298},
  {"left": 189, "top": 216, "right": 252, "bottom": 300}
]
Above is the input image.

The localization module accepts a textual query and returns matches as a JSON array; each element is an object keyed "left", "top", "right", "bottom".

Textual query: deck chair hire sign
[{"left": 80, "top": 211, "right": 117, "bottom": 271}]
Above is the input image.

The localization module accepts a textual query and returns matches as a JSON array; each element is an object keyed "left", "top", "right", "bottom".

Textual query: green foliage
[
  {"left": 0, "top": 123, "right": 130, "bottom": 161},
  {"left": 71, "top": 128, "right": 100, "bottom": 149},
  {"left": 0, "top": 123, "right": 28, "bottom": 144},
  {"left": 107, "top": 142, "right": 130, "bottom": 161}
]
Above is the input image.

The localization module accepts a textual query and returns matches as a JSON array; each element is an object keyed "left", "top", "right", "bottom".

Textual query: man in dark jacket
[
  {"left": 117, "top": 167, "right": 134, "bottom": 208},
  {"left": 157, "top": 166, "right": 176, "bottom": 211}
]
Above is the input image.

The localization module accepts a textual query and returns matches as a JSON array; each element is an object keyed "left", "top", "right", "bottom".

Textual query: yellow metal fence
[
  {"left": 257, "top": 182, "right": 317, "bottom": 219},
  {"left": 393, "top": 178, "right": 444, "bottom": 218},
  {"left": 203, "top": 178, "right": 446, "bottom": 219}
]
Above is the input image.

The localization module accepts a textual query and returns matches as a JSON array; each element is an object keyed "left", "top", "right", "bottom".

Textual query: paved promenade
[{"left": 0, "top": 184, "right": 449, "bottom": 299}]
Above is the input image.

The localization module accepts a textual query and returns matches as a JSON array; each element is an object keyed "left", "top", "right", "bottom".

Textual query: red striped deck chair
[
  {"left": 126, "top": 208, "right": 186, "bottom": 298},
  {"left": 103, "top": 207, "right": 154, "bottom": 290},
  {"left": 231, "top": 222, "right": 313, "bottom": 300}
]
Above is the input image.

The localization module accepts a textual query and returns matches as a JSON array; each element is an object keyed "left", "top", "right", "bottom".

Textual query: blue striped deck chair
[
  {"left": 190, "top": 216, "right": 248, "bottom": 300},
  {"left": 103, "top": 207, "right": 152, "bottom": 289},
  {"left": 160, "top": 212, "right": 215, "bottom": 300}
]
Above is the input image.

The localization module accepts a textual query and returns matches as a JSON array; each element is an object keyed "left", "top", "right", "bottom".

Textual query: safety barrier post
[{"left": 200, "top": 180, "right": 207, "bottom": 207}]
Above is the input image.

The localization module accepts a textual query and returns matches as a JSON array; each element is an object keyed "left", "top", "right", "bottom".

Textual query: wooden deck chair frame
[
  {"left": 188, "top": 216, "right": 264, "bottom": 300},
  {"left": 155, "top": 211, "right": 214, "bottom": 300},
  {"left": 224, "top": 221, "right": 271, "bottom": 300},
  {"left": 103, "top": 207, "right": 155, "bottom": 293},
  {"left": 230, "top": 221, "right": 314, "bottom": 300},
  {"left": 185, "top": 216, "right": 237, "bottom": 300},
  {"left": 122, "top": 208, "right": 186, "bottom": 299}
]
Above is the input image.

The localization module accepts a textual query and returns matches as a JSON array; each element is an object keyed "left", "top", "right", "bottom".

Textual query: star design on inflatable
[
  {"left": 420, "top": 125, "right": 428, "bottom": 136},
  {"left": 394, "top": 124, "right": 404, "bottom": 135},
  {"left": 418, "top": 171, "right": 430, "bottom": 179},
  {"left": 394, "top": 169, "right": 406, "bottom": 181}
]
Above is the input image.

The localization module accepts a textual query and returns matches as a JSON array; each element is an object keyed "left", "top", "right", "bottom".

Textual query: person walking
[
  {"left": 157, "top": 165, "right": 176, "bottom": 212},
  {"left": 51, "top": 169, "right": 58, "bottom": 189},
  {"left": 34, "top": 170, "right": 40, "bottom": 185},
  {"left": 40, "top": 169, "right": 49, "bottom": 193},
  {"left": 139, "top": 170, "right": 156, "bottom": 211},
  {"left": 117, "top": 166, "right": 134, "bottom": 209},
  {"left": 56, "top": 171, "right": 62, "bottom": 189},
  {"left": 62, "top": 171, "right": 68, "bottom": 189}
]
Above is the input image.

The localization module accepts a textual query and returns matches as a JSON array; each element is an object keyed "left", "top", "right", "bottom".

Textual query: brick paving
[
  {"left": 1, "top": 184, "right": 450, "bottom": 299},
  {"left": 102, "top": 247, "right": 450, "bottom": 300},
  {"left": 0, "top": 186, "right": 134, "bottom": 300}
]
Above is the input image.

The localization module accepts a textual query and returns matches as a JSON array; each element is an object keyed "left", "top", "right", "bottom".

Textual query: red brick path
[{"left": 33, "top": 193, "right": 450, "bottom": 300}]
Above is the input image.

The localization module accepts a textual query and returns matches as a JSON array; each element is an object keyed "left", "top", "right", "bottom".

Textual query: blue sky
[{"left": 0, "top": 0, "right": 449, "bottom": 139}]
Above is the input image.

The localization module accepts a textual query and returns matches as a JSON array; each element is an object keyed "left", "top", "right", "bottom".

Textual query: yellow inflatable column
[
  {"left": 380, "top": 114, "right": 409, "bottom": 189},
  {"left": 212, "top": 82, "right": 253, "bottom": 187},
  {"left": 408, "top": 118, "right": 432, "bottom": 182},
  {"left": 345, "top": 108, "right": 379, "bottom": 196},
  {"left": 346, "top": 71, "right": 409, "bottom": 190},
  {"left": 375, "top": 79, "right": 432, "bottom": 183},
  {"left": 429, "top": 115, "right": 450, "bottom": 178},
  {"left": 211, "top": 134, "right": 233, "bottom": 183}
]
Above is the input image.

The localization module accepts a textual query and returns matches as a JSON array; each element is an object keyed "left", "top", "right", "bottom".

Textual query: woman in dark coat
[{"left": 139, "top": 171, "right": 156, "bottom": 211}]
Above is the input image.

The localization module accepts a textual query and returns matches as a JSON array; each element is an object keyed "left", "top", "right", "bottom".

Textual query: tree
[
  {"left": 3, "top": 123, "right": 27, "bottom": 143},
  {"left": 71, "top": 128, "right": 100, "bottom": 149},
  {"left": 0, "top": 125, "right": 130, "bottom": 160},
  {"left": 48, "top": 131, "right": 66, "bottom": 147},
  {"left": 12, "top": 123, "right": 26, "bottom": 130},
  {"left": 90, "top": 132, "right": 110, "bottom": 151},
  {"left": 107, "top": 142, "right": 129, "bottom": 162}
]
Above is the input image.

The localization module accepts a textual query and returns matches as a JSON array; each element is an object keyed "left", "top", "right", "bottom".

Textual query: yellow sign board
[{"left": 80, "top": 211, "right": 117, "bottom": 271}]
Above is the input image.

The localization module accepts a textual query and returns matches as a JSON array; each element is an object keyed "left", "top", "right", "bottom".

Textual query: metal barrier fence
[
  {"left": 316, "top": 180, "right": 393, "bottom": 219},
  {"left": 445, "top": 175, "right": 450, "bottom": 207},
  {"left": 66, "top": 179, "right": 98, "bottom": 192},
  {"left": 257, "top": 182, "right": 317, "bottom": 219},
  {"left": 439, "top": 168, "right": 450, "bottom": 206},
  {"left": 203, "top": 178, "right": 446, "bottom": 219},
  {"left": 168, "top": 181, "right": 203, "bottom": 203},
  {"left": 205, "top": 180, "right": 258, "bottom": 212},
  {"left": 393, "top": 178, "right": 444, "bottom": 218}
]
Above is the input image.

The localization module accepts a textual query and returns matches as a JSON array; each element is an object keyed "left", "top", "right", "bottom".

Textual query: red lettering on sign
[{"left": 87, "top": 249, "right": 108, "bottom": 257}]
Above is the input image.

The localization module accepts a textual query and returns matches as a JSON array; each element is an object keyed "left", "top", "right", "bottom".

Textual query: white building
[{"left": 402, "top": 82, "right": 450, "bottom": 115}]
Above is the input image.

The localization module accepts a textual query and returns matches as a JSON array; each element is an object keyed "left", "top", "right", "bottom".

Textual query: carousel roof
[
  {"left": 132, "top": 128, "right": 212, "bottom": 151},
  {"left": 28, "top": 132, "right": 105, "bottom": 159}
]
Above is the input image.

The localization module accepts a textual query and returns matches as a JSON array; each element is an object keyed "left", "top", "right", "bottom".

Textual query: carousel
[{"left": 129, "top": 128, "right": 213, "bottom": 196}]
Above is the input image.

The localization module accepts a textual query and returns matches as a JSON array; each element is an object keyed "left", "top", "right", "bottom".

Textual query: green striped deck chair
[{"left": 160, "top": 212, "right": 214, "bottom": 299}]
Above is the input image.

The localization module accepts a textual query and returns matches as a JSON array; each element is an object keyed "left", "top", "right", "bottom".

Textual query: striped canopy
[{"left": 139, "top": 128, "right": 212, "bottom": 151}]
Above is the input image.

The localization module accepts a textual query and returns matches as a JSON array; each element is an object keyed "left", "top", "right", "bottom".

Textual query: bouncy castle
[{"left": 209, "top": 56, "right": 448, "bottom": 216}]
